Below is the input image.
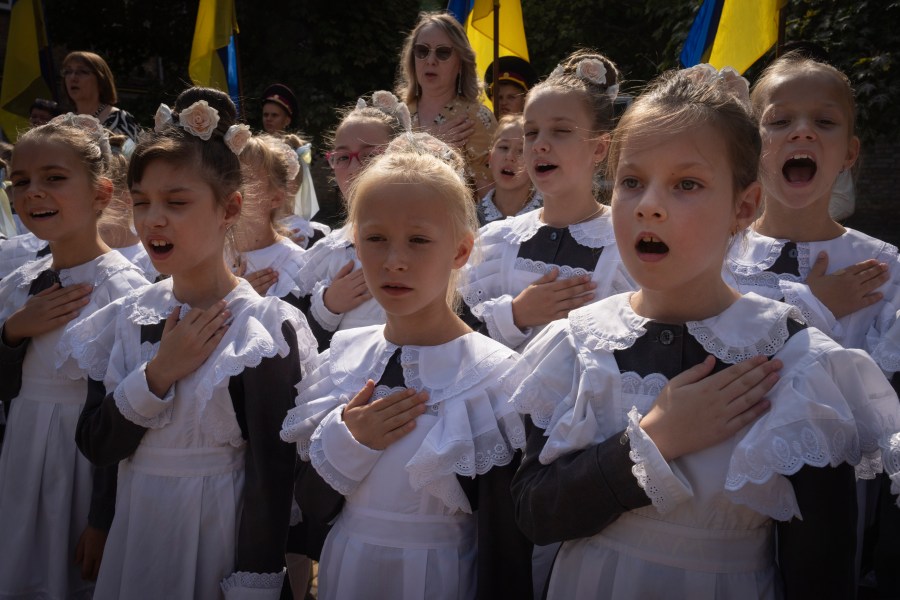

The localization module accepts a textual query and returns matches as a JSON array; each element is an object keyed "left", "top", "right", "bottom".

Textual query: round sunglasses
[{"left": 413, "top": 44, "right": 454, "bottom": 62}]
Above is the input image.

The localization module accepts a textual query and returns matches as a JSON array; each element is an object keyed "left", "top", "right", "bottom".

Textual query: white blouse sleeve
[{"left": 779, "top": 279, "right": 840, "bottom": 338}]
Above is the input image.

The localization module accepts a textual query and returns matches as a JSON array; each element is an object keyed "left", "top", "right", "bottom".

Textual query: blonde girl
[
  {"left": 281, "top": 135, "right": 532, "bottom": 600},
  {"left": 477, "top": 114, "right": 542, "bottom": 226},
  {"left": 0, "top": 114, "right": 147, "bottom": 598}
]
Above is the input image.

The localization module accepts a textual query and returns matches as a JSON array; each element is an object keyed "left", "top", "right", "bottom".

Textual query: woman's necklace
[{"left": 92, "top": 103, "right": 108, "bottom": 119}]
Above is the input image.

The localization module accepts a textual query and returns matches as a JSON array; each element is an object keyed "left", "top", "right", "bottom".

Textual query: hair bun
[{"left": 682, "top": 64, "right": 751, "bottom": 109}]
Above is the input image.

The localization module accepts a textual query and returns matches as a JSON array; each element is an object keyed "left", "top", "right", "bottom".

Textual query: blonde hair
[
  {"left": 396, "top": 11, "right": 481, "bottom": 104},
  {"left": 492, "top": 114, "right": 525, "bottom": 145},
  {"left": 348, "top": 145, "right": 477, "bottom": 309},
  {"left": 97, "top": 134, "right": 137, "bottom": 246},
  {"left": 751, "top": 50, "right": 857, "bottom": 136},
  {"left": 237, "top": 134, "right": 298, "bottom": 239}
]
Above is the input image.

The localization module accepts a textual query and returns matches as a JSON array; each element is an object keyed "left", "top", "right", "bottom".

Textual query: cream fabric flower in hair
[
  {"left": 576, "top": 58, "right": 608, "bottom": 86},
  {"left": 178, "top": 100, "right": 220, "bottom": 141},
  {"left": 224, "top": 124, "right": 252, "bottom": 156}
]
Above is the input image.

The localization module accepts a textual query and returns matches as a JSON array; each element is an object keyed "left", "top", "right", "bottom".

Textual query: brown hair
[
  {"left": 127, "top": 87, "right": 242, "bottom": 204},
  {"left": 751, "top": 50, "right": 857, "bottom": 136},
  {"left": 527, "top": 49, "right": 620, "bottom": 134},
  {"left": 607, "top": 68, "right": 760, "bottom": 197},
  {"left": 62, "top": 51, "right": 118, "bottom": 105},
  {"left": 396, "top": 11, "right": 481, "bottom": 104}
]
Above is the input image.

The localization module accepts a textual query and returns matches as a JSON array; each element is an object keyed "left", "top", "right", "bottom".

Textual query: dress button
[
  {"left": 659, "top": 329, "right": 674, "bottom": 345},
  {"left": 788, "top": 248, "right": 798, "bottom": 259},
  {"left": 550, "top": 231, "right": 559, "bottom": 241}
]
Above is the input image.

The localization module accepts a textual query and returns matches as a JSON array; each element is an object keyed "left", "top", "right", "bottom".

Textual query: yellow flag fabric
[
  {"left": 466, "top": 0, "right": 529, "bottom": 107},
  {"left": 707, "top": 0, "right": 782, "bottom": 74},
  {"left": 188, "top": 0, "right": 238, "bottom": 91},
  {"left": 0, "top": 0, "right": 52, "bottom": 142}
]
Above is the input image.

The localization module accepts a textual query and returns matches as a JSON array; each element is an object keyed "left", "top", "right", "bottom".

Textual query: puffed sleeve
[
  {"left": 220, "top": 321, "right": 303, "bottom": 599},
  {"left": 778, "top": 279, "right": 840, "bottom": 337}
]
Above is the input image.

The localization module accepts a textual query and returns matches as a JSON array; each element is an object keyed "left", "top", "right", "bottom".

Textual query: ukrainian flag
[
  {"left": 189, "top": 0, "right": 241, "bottom": 114},
  {"left": 0, "top": 0, "right": 53, "bottom": 142},
  {"left": 681, "top": 0, "right": 784, "bottom": 74},
  {"left": 448, "top": 0, "right": 529, "bottom": 106}
]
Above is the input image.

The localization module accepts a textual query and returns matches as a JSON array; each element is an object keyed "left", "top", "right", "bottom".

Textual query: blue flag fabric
[{"left": 680, "top": 0, "right": 725, "bottom": 67}]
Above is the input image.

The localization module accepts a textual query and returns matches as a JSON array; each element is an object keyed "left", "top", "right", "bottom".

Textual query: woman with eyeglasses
[
  {"left": 396, "top": 12, "right": 496, "bottom": 199},
  {"left": 61, "top": 51, "right": 140, "bottom": 141}
]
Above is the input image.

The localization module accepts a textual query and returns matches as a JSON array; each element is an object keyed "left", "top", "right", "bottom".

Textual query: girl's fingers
[
  {"left": 666, "top": 355, "right": 717, "bottom": 387},
  {"left": 334, "top": 260, "right": 356, "bottom": 280},
  {"left": 719, "top": 358, "right": 782, "bottom": 399},
  {"left": 163, "top": 306, "right": 182, "bottom": 334},
  {"left": 34, "top": 282, "right": 62, "bottom": 296},
  {"left": 347, "top": 380, "right": 376, "bottom": 409}
]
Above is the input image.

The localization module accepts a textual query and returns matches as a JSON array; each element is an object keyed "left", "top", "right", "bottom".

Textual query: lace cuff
[
  {"left": 779, "top": 280, "right": 841, "bottom": 340},
  {"left": 113, "top": 362, "right": 175, "bottom": 429},
  {"left": 626, "top": 407, "right": 693, "bottom": 514},
  {"left": 220, "top": 570, "right": 285, "bottom": 600},
  {"left": 310, "top": 406, "right": 382, "bottom": 496},
  {"left": 475, "top": 295, "right": 531, "bottom": 349},
  {"left": 310, "top": 280, "right": 342, "bottom": 332}
]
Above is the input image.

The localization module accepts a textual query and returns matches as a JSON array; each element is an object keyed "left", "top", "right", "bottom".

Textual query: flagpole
[
  {"left": 776, "top": 1, "right": 786, "bottom": 57},
  {"left": 492, "top": 0, "right": 500, "bottom": 118}
]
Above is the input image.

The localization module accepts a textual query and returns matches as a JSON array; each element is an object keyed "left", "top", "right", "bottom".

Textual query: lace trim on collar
[
  {"left": 501, "top": 208, "right": 615, "bottom": 248},
  {"left": 568, "top": 294, "right": 648, "bottom": 353},
  {"left": 14, "top": 252, "right": 142, "bottom": 290},
  {"left": 729, "top": 230, "right": 787, "bottom": 276}
]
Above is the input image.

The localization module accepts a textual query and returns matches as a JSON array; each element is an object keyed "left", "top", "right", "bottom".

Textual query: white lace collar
[
  {"left": 569, "top": 292, "right": 803, "bottom": 363},
  {"left": 479, "top": 190, "right": 542, "bottom": 224},
  {"left": 13, "top": 250, "right": 141, "bottom": 290},
  {"left": 329, "top": 325, "right": 516, "bottom": 404},
  {"left": 727, "top": 229, "right": 787, "bottom": 276},
  {"left": 501, "top": 207, "right": 616, "bottom": 248},
  {"left": 125, "top": 277, "right": 262, "bottom": 325}
]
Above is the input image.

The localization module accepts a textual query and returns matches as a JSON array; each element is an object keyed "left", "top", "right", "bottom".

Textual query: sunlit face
[
  {"left": 523, "top": 88, "right": 608, "bottom": 200},
  {"left": 612, "top": 124, "right": 759, "bottom": 295},
  {"left": 130, "top": 160, "right": 240, "bottom": 278},
  {"left": 9, "top": 139, "right": 108, "bottom": 244},
  {"left": 63, "top": 60, "right": 99, "bottom": 106},
  {"left": 331, "top": 119, "right": 393, "bottom": 197},
  {"left": 413, "top": 24, "right": 461, "bottom": 96},
  {"left": 262, "top": 102, "right": 291, "bottom": 134},
  {"left": 757, "top": 69, "right": 859, "bottom": 212},
  {"left": 495, "top": 82, "right": 526, "bottom": 117},
  {"left": 355, "top": 183, "right": 472, "bottom": 320},
  {"left": 489, "top": 122, "right": 529, "bottom": 193}
]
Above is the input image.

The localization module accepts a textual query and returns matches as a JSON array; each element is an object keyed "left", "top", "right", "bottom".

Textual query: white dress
[
  {"left": 280, "top": 326, "right": 527, "bottom": 600},
  {"left": 114, "top": 242, "right": 160, "bottom": 282},
  {"left": 725, "top": 228, "right": 900, "bottom": 368},
  {"left": 60, "top": 279, "right": 317, "bottom": 600},
  {"left": 459, "top": 209, "right": 634, "bottom": 350},
  {"left": 291, "top": 225, "right": 385, "bottom": 335},
  {"left": 235, "top": 237, "right": 306, "bottom": 299},
  {"left": 0, "top": 252, "right": 147, "bottom": 600},
  {"left": 510, "top": 292, "right": 900, "bottom": 599}
]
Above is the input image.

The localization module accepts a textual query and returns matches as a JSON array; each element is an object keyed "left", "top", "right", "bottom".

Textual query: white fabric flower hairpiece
[
  {"left": 50, "top": 113, "right": 112, "bottom": 156},
  {"left": 355, "top": 90, "right": 413, "bottom": 132},
  {"left": 551, "top": 59, "right": 618, "bottom": 100},
  {"left": 277, "top": 140, "right": 301, "bottom": 180},
  {"left": 154, "top": 101, "right": 250, "bottom": 155},
  {"left": 683, "top": 63, "right": 751, "bottom": 109}
]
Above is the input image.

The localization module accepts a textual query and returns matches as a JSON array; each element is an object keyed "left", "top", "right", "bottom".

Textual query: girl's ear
[
  {"left": 844, "top": 135, "right": 860, "bottom": 171},
  {"left": 734, "top": 181, "right": 762, "bottom": 231},
  {"left": 592, "top": 133, "right": 611, "bottom": 168},
  {"left": 92, "top": 177, "right": 114, "bottom": 214},
  {"left": 452, "top": 232, "right": 475, "bottom": 269},
  {"left": 222, "top": 191, "right": 242, "bottom": 227}
]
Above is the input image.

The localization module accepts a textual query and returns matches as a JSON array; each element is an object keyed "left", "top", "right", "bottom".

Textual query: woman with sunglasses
[
  {"left": 61, "top": 51, "right": 140, "bottom": 141},
  {"left": 396, "top": 12, "right": 496, "bottom": 199}
]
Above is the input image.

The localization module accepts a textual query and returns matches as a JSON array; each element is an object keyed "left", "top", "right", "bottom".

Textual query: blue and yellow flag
[
  {"left": 0, "top": 0, "right": 53, "bottom": 142},
  {"left": 189, "top": 0, "right": 241, "bottom": 114},
  {"left": 681, "top": 0, "right": 784, "bottom": 74},
  {"left": 448, "top": 0, "right": 529, "bottom": 108}
]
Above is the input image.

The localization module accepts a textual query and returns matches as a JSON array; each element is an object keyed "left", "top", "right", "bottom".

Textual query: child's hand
[
  {"left": 74, "top": 525, "right": 107, "bottom": 581},
  {"left": 640, "top": 355, "right": 781, "bottom": 461},
  {"left": 323, "top": 261, "right": 371, "bottom": 314},
  {"left": 512, "top": 268, "right": 596, "bottom": 329},
  {"left": 2, "top": 283, "right": 93, "bottom": 345},
  {"left": 243, "top": 267, "right": 278, "bottom": 296},
  {"left": 807, "top": 252, "right": 889, "bottom": 319},
  {"left": 342, "top": 380, "right": 428, "bottom": 450},
  {"left": 432, "top": 114, "right": 475, "bottom": 149},
  {"left": 145, "top": 303, "right": 230, "bottom": 397}
]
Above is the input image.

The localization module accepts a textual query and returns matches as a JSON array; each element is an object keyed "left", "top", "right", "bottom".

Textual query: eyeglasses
[
  {"left": 413, "top": 44, "right": 454, "bottom": 62},
  {"left": 326, "top": 146, "right": 385, "bottom": 169},
  {"left": 61, "top": 68, "right": 92, "bottom": 78}
]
